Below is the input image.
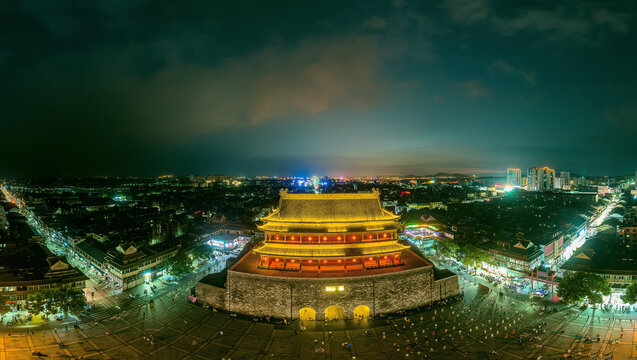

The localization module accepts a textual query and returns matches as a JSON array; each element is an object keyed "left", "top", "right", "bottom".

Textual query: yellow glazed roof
[{"left": 261, "top": 189, "right": 399, "bottom": 225}]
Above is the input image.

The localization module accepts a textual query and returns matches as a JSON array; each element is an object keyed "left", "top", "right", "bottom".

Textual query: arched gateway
[
  {"left": 299, "top": 307, "right": 316, "bottom": 321},
  {"left": 325, "top": 305, "right": 345, "bottom": 320},
  {"left": 353, "top": 305, "right": 370, "bottom": 319}
]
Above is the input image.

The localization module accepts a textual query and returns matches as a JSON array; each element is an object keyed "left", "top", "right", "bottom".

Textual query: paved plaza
[{"left": 2, "top": 275, "right": 637, "bottom": 360}]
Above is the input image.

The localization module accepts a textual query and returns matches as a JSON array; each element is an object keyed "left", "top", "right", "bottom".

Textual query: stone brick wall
[
  {"left": 196, "top": 282, "right": 228, "bottom": 309},
  {"left": 432, "top": 275, "right": 461, "bottom": 301},
  {"left": 196, "top": 265, "right": 459, "bottom": 320}
]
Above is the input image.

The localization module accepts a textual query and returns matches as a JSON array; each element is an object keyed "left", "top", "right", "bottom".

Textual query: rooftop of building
[
  {"left": 0, "top": 242, "right": 87, "bottom": 284},
  {"left": 229, "top": 248, "right": 430, "bottom": 279},
  {"left": 561, "top": 228, "right": 637, "bottom": 276},
  {"left": 478, "top": 240, "right": 543, "bottom": 262},
  {"left": 261, "top": 189, "right": 398, "bottom": 225}
]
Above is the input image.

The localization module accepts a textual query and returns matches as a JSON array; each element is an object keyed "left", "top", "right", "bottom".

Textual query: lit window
[{"left": 325, "top": 286, "right": 344, "bottom": 292}]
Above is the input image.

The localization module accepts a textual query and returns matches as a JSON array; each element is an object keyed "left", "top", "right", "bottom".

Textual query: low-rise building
[
  {"left": 0, "top": 243, "right": 87, "bottom": 302},
  {"left": 561, "top": 229, "right": 637, "bottom": 294},
  {"left": 480, "top": 239, "right": 543, "bottom": 277}
]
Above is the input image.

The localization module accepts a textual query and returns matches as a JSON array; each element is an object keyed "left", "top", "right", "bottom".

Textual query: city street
[{"left": 2, "top": 270, "right": 637, "bottom": 359}]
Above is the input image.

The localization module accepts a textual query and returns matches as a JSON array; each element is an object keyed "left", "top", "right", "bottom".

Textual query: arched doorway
[
  {"left": 353, "top": 305, "right": 370, "bottom": 319},
  {"left": 299, "top": 307, "right": 316, "bottom": 321},
  {"left": 325, "top": 305, "right": 345, "bottom": 320}
]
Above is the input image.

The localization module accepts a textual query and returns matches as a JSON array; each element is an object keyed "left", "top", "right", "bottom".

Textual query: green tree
[
  {"left": 459, "top": 244, "right": 492, "bottom": 267},
  {"left": 621, "top": 283, "right": 637, "bottom": 304},
  {"left": 27, "top": 290, "right": 47, "bottom": 316},
  {"left": 433, "top": 240, "right": 459, "bottom": 258},
  {"left": 557, "top": 272, "right": 611, "bottom": 305},
  {"left": 57, "top": 288, "right": 87, "bottom": 316},
  {"left": 190, "top": 243, "right": 212, "bottom": 261},
  {"left": 165, "top": 252, "right": 193, "bottom": 277},
  {"left": 0, "top": 295, "right": 11, "bottom": 316}
]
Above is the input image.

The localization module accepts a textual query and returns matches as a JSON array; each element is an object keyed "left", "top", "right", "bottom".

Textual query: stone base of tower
[{"left": 196, "top": 250, "right": 459, "bottom": 320}]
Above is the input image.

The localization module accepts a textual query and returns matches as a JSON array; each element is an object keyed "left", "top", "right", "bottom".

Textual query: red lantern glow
[
  {"left": 383, "top": 255, "right": 388, "bottom": 259},
  {"left": 368, "top": 257, "right": 373, "bottom": 261},
  {"left": 275, "top": 235, "right": 280, "bottom": 240},
  {"left": 337, "top": 259, "right": 342, "bottom": 263},
  {"left": 352, "top": 235, "right": 357, "bottom": 240},
  {"left": 290, "top": 236, "right": 295, "bottom": 240},
  {"left": 382, "top": 233, "right": 388, "bottom": 238},
  {"left": 308, "top": 259, "right": 312, "bottom": 263},
  {"left": 352, "top": 258, "right": 357, "bottom": 262},
  {"left": 308, "top": 236, "right": 313, "bottom": 241},
  {"left": 368, "top": 234, "right": 373, "bottom": 239},
  {"left": 290, "top": 259, "right": 295, "bottom": 263},
  {"left": 337, "top": 236, "right": 342, "bottom": 241},
  {"left": 323, "top": 260, "right": 328, "bottom": 263},
  {"left": 323, "top": 236, "right": 327, "bottom": 241},
  {"left": 275, "top": 258, "right": 279, "bottom": 262},
  {"left": 395, "top": 254, "right": 400, "bottom": 257}
]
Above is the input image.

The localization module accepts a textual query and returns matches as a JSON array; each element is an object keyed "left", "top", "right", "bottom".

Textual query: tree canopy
[
  {"left": 0, "top": 295, "right": 11, "bottom": 316},
  {"left": 27, "top": 288, "right": 87, "bottom": 317},
  {"left": 165, "top": 251, "right": 194, "bottom": 277},
  {"left": 459, "top": 244, "right": 492, "bottom": 267},
  {"left": 433, "top": 240, "right": 459, "bottom": 258},
  {"left": 557, "top": 272, "right": 611, "bottom": 305},
  {"left": 621, "top": 283, "right": 637, "bottom": 304}
]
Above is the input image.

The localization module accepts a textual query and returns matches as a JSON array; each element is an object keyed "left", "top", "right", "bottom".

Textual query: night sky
[{"left": 1, "top": 1, "right": 636, "bottom": 177}]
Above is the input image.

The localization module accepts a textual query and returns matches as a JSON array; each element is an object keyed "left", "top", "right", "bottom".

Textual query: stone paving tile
[
  {"left": 196, "top": 341, "right": 231, "bottom": 357},
  {"left": 131, "top": 318, "right": 165, "bottom": 331},
  {"left": 171, "top": 333, "right": 205, "bottom": 352},
  {"left": 223, "top": 319, "right": 251, "bottom": 332},
  {"left": 238, "top": 334, "right": 269, "bottom": 352},
  {"left": 5, "top": 349, "right": 35, "bottom": 359},
  {"left": 126, "top": 337, "right": 155, "bottom": 354},
  {"left": 225, "top": 348, "right": 262, "bottom": 360},
  {"left": 268, "top": 338, "right": 298, "bottom": 354},
  {"left": 105, "top": 345, "right": 143, "bottom": 359},
  {"left": 114, "top": 325, "right": 146, "bottom": 342},
  {"left": 189, "top": 324, "right": 220, "bottom": 340},
  {"left": 147, "top": 346, "right": 190, "bottom": 360},
  {"left": 152, "top": 326, "right": 183, "bottom": 343},
  {"left": 91, "top": 334, "right": 124, "bottom": 350},
  {"left": 210, "top": 331, "right": 242, "bottom": 347},
  {"left": 249, "top": 322, "right": 274, "bottom": 337}
]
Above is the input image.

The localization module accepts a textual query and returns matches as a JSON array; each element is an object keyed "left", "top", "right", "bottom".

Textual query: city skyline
[{"left": 1, "top": 1, "right": 637, "bottom": 177}]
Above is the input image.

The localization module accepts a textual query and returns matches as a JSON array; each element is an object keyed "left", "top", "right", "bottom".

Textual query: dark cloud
[
  {"left": 0, "top": 0, "right": 636, "bottom": 177},
  {"left": 489, "top": 60, "right": 536, "bottom": 85}
]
